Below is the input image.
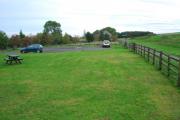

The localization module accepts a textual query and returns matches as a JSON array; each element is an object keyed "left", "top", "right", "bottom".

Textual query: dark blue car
[{"left": 20, "top": 44, "right": 43, "bottom": 53}]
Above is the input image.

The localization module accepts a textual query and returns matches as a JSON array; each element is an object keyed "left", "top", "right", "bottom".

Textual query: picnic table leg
[
  {"left": 6, "top": 60, "right": 9, "bottom": 64},
  {"left": 18, "top": 60, "right": 22, "bottom": 64}
]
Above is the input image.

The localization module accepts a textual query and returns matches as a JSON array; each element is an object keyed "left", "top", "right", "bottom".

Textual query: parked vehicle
[
  {"left": 102, "top": 40, "right": 111, "bottom": 48},
  {"left": 20, "top": 44, "right": 43, "bottom": 53}
]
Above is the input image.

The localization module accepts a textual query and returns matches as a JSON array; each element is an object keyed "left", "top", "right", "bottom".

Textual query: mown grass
[
  {"left": 0, "top": 46, "right": 180, "bottom": 120},
  {"left": 130, "top": 33, "right": 180, "bottom": 56}
]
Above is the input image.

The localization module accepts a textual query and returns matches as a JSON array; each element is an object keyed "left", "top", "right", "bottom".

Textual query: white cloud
[{"left": 0, "top": 0, "right": 180, "bottom": 35}]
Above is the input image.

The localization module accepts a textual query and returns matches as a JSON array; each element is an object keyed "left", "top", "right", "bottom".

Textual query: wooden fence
[{"left": 120, "top": 40, "right": 180, "bottom": 87}]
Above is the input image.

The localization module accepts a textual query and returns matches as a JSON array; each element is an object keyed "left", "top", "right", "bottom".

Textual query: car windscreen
[{"left": 103, "top": 41, "right": 110, "bottom": 44}]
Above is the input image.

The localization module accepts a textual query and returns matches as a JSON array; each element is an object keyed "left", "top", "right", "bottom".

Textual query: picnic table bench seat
[{"left": 4, "top": 55, "right": 23, "bottom": 64}]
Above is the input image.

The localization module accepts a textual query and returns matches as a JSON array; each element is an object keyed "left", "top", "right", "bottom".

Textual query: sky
[{"left": 0, "top": 0, "right": 180, "bottom": 36}]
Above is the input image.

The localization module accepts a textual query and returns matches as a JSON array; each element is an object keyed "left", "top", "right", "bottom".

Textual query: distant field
[
  {"left": 129, "top": 33, "right": 180, "bottom": 56},
  {"left": 0, "top": 46, "right": 180, "bottom": 120}
]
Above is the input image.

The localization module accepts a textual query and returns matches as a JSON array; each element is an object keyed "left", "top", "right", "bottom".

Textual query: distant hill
[
  {"left": 130, "top": 33, "right": 180, "bottom": 56},
  {"left": 118, "top": 31, "right": 155, "bottom": 38}
]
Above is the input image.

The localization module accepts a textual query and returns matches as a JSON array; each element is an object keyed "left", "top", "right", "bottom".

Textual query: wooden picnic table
[{"left": 4, "top": 54, "right": 23, "bottom": 64}]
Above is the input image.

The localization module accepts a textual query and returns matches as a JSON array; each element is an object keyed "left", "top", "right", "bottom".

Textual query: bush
[
  {"left": 85, "top": 32, "right": 94, "bottom": 42},
  {"left": 0, "top": 31, "right": 8, "bottom": 49}
]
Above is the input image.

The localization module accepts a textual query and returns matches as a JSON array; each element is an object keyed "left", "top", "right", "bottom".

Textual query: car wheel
[{"left": 36, "top": 50, "right": 40, "bottom": 53}]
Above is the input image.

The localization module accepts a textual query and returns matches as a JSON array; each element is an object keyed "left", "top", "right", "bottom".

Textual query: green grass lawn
[
  {"left": 0, "top": 46, "right": 180, "bottom": 120},
  {"left": 130, "top": 33, "right": 180, "bottom": 56}
]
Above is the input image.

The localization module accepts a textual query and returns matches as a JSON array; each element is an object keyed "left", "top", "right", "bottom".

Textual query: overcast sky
[{"left": 0, "top": 0, "right": 180, "bottom": 36}]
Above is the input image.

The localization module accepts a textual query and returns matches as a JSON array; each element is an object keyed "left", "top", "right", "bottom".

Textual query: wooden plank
[
  {"left": 162, "top": 53, "right": 169, "bottom": 57},
  {"left": 162, "top": 57, "right": 170, "bottom": 62},
  {"left": 170, "top": 56, "right": 179, "bottom": 61},
  {"left": 155, "top": 54, "right": 160, "bottom": 58},
  {"left": 149, "top": 51, "right": 154, "bottom": 55},
  {"left": 170, "top": 68, "right": 178, "bottom": 74},
  {"left": 169, "top": 62, "right": 178, "bottom": 69},
  {"left": 162, "top": 61, "right": 168, "bottom": 66}
]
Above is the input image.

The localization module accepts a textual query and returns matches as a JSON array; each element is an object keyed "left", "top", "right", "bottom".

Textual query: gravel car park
[{"left": 43, "top": 46, "right": 110, "bottom": 53}]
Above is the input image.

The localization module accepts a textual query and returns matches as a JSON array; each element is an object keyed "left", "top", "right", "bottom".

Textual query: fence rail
[{"left": 120, "top": 40, "right": 180, "bottom": 87}]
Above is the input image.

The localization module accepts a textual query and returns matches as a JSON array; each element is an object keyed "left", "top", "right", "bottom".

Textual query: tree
[
  {"left": 19, "top": 30, "right": 25, "bottom": 39},
  {"left": 43, "top": 21, "right": 62, "bottom": 34},
  {"left": 9, "top": 35, "right": 20, "bottom": 48},
  {"left": 22, "top": 36, "right": 32, "bottom": 46},
  {"left": 0, "top": 31, "right": 8, "bottom": 49},
  {"left": 100, "top": 27, "right": 117, "bottom": 41},
  {"left": 85, "top": 32, "right": 94, "bottom": 42},
  {"left": 43, "top": 21, "right": 62, "bottom": 44},
  {"left": 62, "top": 33, "right": 72, "bottom": 44},
  {"left": 18, "top": 30, "right": 26, "bottom": 47},
  {"left": 51, "top": 33, "right": 62, "bottom": 44},
  {"left": 92, "top": 27, "right": 118, "bottom": 41},
  {"left": 101, "top": 27, "right": 117, "bottom": 36},
  {"left": 72, "top": 36, "right": 80, "bottom": 43},
  {"left": 31, "top": 33, "right": 46, "bottom": 45},
  {"left": 104, "top": 33, "right": 111, "bottom": 40},
  {"left": 93, "top": 30, "right": 100, "bottom": 41}
]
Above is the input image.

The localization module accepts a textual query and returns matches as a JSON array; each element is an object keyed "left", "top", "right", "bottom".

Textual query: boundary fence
[{"left": 120, "top": 40, "right": 180, "bottom": 87}]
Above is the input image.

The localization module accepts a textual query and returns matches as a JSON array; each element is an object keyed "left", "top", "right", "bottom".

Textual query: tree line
[
  {"left": 0, "top": 20, "right": 155, "bottom": 49},
  {"left": 0, "top": 21, "right": 80, "bottom": 49},
  {"left": 117, "top": 31, "right": 155, "bottom": 38},
  {"left": 85, "top": 27, "right": 118, "bottom": 42},
  {"left": 84, "top": 27, "right": 155, "bottom": 42}
]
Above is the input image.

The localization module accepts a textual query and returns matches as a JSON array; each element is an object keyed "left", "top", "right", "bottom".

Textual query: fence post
[
  {"left": 139, "top": 45, "right": 141, "bottom": 54},
  {"left": 178, "top": 59, "right": 180, "bottom": 87},
  {"left": 148, "top": 47, "right": 150, "bottom": 62},
  {"left": 140, "top": 45, "right": 142, "bottom": 56},
  {"left": 132, "top": 43, "right": 136, "bottom": 53},
  {"left": 167, "top": 55, "right": 170, "bottom": 77},
  {"left": 144, "top": 46, "right": 146, "bottom": 58},
  {"left": 124, "top": 40, "right": 127, "bottom": 48},
  {"left": 136, "top": 44, "right": 139, "bottom": 54},
  {"left": 159, "top": 51, "right": 163, "bottom": 70},
  {"left": 153, "top": 49, "right": 156, "bottom": 65},
  {"left": 136, "top": 44, "right": 138, "bottom": 54}
]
